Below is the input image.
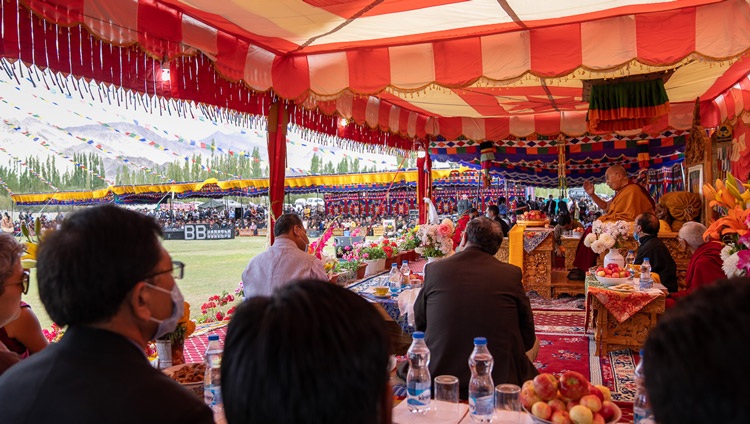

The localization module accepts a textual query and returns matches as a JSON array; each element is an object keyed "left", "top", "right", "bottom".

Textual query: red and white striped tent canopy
[{"left": 5, "top": 0, "right": 749, "bottom": 146}]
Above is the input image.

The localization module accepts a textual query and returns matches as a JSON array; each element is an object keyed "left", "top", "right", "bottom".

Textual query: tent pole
[{"left": 267, "top": 98, "right": 288, "bottom": 245}]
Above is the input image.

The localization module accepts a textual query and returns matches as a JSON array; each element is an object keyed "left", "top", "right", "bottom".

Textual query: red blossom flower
[{"left": 216, "top": 311, "right": 224, "bottom": 321}]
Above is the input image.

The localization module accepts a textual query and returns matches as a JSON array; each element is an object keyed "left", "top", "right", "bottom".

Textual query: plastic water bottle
[
  {"left": 469, "top": 337, "right": 495, "bottom": 422},
  {"left": 204, "top": 334, "right": 225, "bottom": 420},
  {"left": 388, "top": 263, "right": 402, "bottom": 295},
  {"left": 400, "top": 260, "right": 411, "bottom": 288},
  {"left": 634, "top": 349, "right": 656, "bottom": 424},
  {"left": 406, "top": 331, "right": 431, "bottom": 413},
  {"left": 625, "top": 250, "right": 636, "bottom": 281},
  {"left": 639, "top": 258, "right": 653, "bottom": 291}
]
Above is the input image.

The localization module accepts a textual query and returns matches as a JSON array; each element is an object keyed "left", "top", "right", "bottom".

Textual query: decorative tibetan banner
[{"left": 588, "top": 79, "right": 670, "bottom": 132}]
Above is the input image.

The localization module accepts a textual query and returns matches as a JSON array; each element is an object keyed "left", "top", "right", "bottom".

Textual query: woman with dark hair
[
  {"left": 222, "top": 280, "right": 392, "bottom": 424},
  {"left": 0, "top": 233, "right": 26, "bottom": 374}
]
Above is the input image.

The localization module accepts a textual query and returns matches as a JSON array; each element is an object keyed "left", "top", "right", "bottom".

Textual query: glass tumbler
[
  {"left": 495, "top": 384, "right": 521, "bottom": 423},
  {"left": 433, "top": 375, "right": 459, "bottom": 414}
]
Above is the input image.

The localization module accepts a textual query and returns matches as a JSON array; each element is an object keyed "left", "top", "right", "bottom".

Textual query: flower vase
[
  {"left": 604, "top": 248, "right": 625, "bottom": 269},
  {"left": 155, "top": 339, "right": 173, "bottom": 369},
  {"left": 171, "top": 340, "right": 185, "bottom": 366},
  {"left": 364, "top": 258, "right": 385, "bottom": 276},
  {"left": 356, "top": 263, "right": 367, "bottom": 279},
  {"left": 328, "top": 273, "right": 339, "bottom": 285},
  {"left": 385, "top": 256, "right": 396, "bottom": 269}
]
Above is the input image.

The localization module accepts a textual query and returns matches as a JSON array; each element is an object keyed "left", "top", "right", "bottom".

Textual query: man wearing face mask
[
  {"left": 0, "top": 205, "right": 213, "bottom": 424},
  {"left": 241, "top": 213, "right": 328, "bottom": 298},
  {"left": 633, "top": 212, "right": 678, "bottom": 293}
]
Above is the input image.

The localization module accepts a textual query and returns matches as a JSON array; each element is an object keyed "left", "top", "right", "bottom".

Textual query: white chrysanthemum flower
[
  {"left": 592, "top": 220, "right": 603, "bottom": 234},
  {"left": 590, "top": 239, "right": 606, "bottom": 254},
  {"left": 722, "top": 252, "right": 743, "bottom": 278},
  {"left": 583, "top": 233, "right": 597, "bottom": 247},
  {"left": 721, "top": 244, "right": 733, "bottom": 261},
  {"left": 598, "top": 233, "right": 616, "bottom": 249}
]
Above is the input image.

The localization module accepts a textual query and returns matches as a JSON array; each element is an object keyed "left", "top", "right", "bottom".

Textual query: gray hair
[
  {"left": 678, "top": 221, "right": 706, "bottom": 250},
  {"left": 465, "top": 217, "right": 503, "bottom": 254},
  {"left": 0, "top": 232, "right": 23, "bottom": 284}
]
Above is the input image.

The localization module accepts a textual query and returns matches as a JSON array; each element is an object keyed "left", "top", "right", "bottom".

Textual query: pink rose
[{"left": 437, "top": 223, "right": 452, "bottom": 237}]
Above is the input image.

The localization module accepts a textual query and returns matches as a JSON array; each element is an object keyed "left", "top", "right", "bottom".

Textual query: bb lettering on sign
[{"left": 184, "top": 224, "right": 235, "bottom": 240}]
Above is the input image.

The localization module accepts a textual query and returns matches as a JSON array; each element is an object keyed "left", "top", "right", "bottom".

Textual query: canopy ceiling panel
[
  {"left": 431, "top": 130, "right": 688, "bottom": 186},
  {"left": 4, "top": 0, "right": 749, "bottom": 146}
]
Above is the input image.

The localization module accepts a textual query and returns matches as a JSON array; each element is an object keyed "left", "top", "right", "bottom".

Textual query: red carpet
[{"left": 534, "top": 310, "right": 586, "bottom": 335}]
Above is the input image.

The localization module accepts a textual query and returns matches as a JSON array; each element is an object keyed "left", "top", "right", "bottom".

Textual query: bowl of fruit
[
  {"left": 593, "top": 264, "right": 630, "bottom": 286},
  {"left": 522, "top": 371, "right": 622, "bottom": 424},
  {"left": 517, "top": 211, "right": 549, "bottom": 227}
]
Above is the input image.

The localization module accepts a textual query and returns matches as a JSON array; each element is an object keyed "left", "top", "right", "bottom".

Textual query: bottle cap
[
  {"left": 392, "top": 263, "right": 398, "bottom": 267},
  {"left": 413, "top": 331, "right": 425, "bottom": 340},
  {"left": 474, "top": 337, "right": 487, "bottom": 345},
  {"left": 402, "top": 260, "right": 408, "bottom": 265},
  {"left": 644, "top": 257, "right": 649, "bottom": 261},
  {"left": 208, "top": 334, "right": 219, "bottom": 341}
]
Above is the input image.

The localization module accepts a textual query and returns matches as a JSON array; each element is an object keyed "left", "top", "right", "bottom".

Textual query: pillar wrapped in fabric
[{"left": 587, "top": 78, "right": 670, "bottom": 132}]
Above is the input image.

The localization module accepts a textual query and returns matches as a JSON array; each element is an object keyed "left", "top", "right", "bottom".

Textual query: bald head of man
[{"left": 604, "top": 165, "right": 629, "bottom": 191}]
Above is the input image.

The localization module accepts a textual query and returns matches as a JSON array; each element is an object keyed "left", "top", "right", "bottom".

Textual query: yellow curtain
[{"left": 509, "top": 224, "right": 526, "bottom": 271}]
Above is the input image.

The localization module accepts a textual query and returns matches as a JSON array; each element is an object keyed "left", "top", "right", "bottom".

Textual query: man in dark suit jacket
[
  {"left": 0, "top": 205, "right": 213, "bottom": 424},
  {"left": 633, "top": 212, "right": 677, "bottom": 293},
  {"left": 414, "top": 217, "right": 538, "bottom": 399}
]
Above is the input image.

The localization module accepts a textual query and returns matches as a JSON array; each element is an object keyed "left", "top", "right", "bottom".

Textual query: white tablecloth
[{"left": 392, "top": 400, "right": 468, "bottom": 424}]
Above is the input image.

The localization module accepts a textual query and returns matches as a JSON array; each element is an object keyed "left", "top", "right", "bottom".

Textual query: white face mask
[{"left": 147, "top": 283, "right": 184, "bottom": 340}]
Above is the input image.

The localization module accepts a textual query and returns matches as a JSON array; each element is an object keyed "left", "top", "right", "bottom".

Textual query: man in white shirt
[{"left": 241, "top": 213, "right": 328, "bottom": 298}]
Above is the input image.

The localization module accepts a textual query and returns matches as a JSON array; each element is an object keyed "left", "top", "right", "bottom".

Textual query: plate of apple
[
  {"left": 518, "top": 211, "right": 549, "bottom": 227},
  {"left": 521, "top": 371, "right": 622, "bottom": 424},
  {"left": 594, "top": 264, "right": 630, "bottom": 287}
]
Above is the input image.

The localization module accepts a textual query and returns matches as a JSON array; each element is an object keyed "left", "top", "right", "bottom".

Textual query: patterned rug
[
  {"left": 528, "top": 292, "right": 585, "bottom": 311},
  {"left": 533, "top": 310, "right": 586, "bottom": 335}
]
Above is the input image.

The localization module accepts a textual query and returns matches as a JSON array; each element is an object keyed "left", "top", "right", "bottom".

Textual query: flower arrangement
[
  {"left": 583, "top": 220, "right": 631, "bottom": 254},
  {"left": 199, "top": 292, "right": 238, "bottom": 323},
  {"left": 162, "top": 301, "right": 196, "bottom": 345},
  {"left": 415, "top": 219, "right": 454, "bottom": 258},
  {"left": 43, "top": 322, "right": 65, "bottom": 343},
  {"left": 399, "top": 227, "right": 421, "bottom": 251},
  {"left": 359, "top": 242, "right": 387, "bottom": 260},
  {"left": 380, "top": 238, "right": 399, "bottom": 258},
  {"left": 703, "top": 173, "right": 750, "bottom": 277},
  {"left": 322, "top": 255, "right": 341, "bottom": 276},
  {"left": 309, "top": 226, "right": 333, "bottom": 260}
]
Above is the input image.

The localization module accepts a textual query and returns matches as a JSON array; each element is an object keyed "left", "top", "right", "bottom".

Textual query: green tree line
[{"left": 0, "top": 153, "right": 108, "bottom": 194}]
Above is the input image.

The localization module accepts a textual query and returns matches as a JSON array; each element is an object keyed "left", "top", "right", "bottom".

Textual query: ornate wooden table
[{"left": 585, "top": 275, "right": 666, "bottom": 355}]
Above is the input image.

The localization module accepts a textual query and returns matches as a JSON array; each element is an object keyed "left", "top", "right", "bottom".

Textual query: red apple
[
  {"left": 559, "top": 371, "right": 590, "bottom": 401},
  {"left": 569, "top": 405, "right": 593, "bottom": 424},
  {"left": 592, "top": 413, "right": 606, "bottom": 424},
  {"left": 566, "top": 399, "right": 579, "bottom": 411},
  {"left": 599, "top": 401, "right": 619, "bottom": 421},
  {"left": 531, "top": 401, "right": 553, "bottom": 420},
  {"left": 587, "top": 385, "right": 604, "bottom": 402},
  {"left": 596, "top": 267, "right": 605, "bottom": 273},
  {"left": 596, "top": 271, "right": 606, "bottom": 277},
  {"left": 619, "top": 271, "right": 628, "bottom": 278},
  {"left": 550, "top": 410, "right": 573, "bottom": 424},
  {"left": 533, "top": 373, "right": 559, "bottom": 401},
  {"left": 521, "top": 381, "right": 542, "bottom": 410},
  {"left": 548, "top": 398, "right": 567, "bottom": 413},
  {"left": 579, "top": 394, "right": 602, "bottom": 413},
  {"left": 594, "top": 385, "right": 611, "bottom": 402}
]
